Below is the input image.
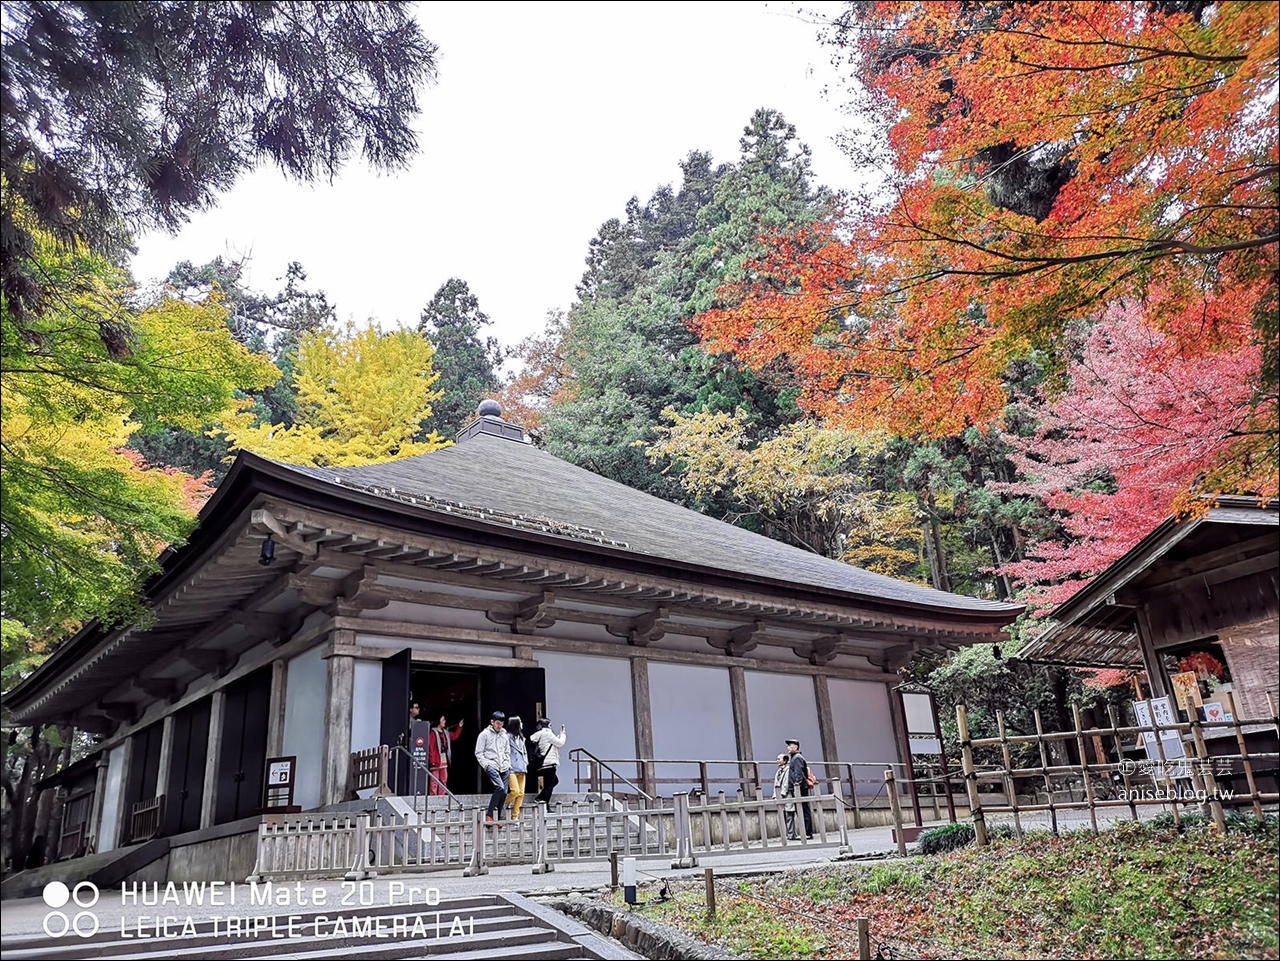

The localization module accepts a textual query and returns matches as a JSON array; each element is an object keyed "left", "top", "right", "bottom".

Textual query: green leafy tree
[
  {"left": 416, "top": 278, "right": 504, "bottom": 438},
  {"left": 131, "top": 258, "right": 335, "bottom": 479},
  {"left": 1, "top": 228, "right": 279, "bottom": 636}
]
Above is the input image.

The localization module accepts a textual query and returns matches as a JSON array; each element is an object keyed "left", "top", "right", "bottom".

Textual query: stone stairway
[{"left": 1, "top": 893, "right": 637, "bottom": 960}]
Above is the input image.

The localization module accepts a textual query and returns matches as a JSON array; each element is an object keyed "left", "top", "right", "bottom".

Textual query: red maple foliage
[{"left": 995, "top": 300, "right": 1272, "bottom": 606}]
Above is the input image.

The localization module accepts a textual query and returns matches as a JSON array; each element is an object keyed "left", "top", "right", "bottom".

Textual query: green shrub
[
  {"left": 1224, "top": 811, "right": 1278, "bottom": 836},
  {"left": 919, "top": 822, "right": 975, "bottom": 855},
  {"left": 1148, "top": 812, "right": 1209, "bottom": 832}
]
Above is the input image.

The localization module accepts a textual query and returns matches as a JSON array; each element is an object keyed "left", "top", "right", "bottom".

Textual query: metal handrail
[
  {"left": 387, "top": 744, "right": 465, "bottom": 811},
  {"left": 567, "top": 748, "right": 654, "bottom": 801},
  {"left": 572, "top": 755, "right": 911, "bottom": 796}
]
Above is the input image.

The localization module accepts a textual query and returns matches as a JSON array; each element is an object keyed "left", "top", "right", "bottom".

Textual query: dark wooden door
[
  {"left": 123, "top": 723, "right": 164, "bottom": 824},
  {"left": 214, "top": 668, "right": 271, "bottom": 824},
  {"left": 381, "top": 649, "right": 412, "bottom": 791},
  {"left": 165, "top": 698, "right": 211, "bottom": 835}
]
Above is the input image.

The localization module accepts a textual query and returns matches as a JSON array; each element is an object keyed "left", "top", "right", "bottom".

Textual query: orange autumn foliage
[{"left": 697, "top": 1, "right": 1278, "bottom": 440}]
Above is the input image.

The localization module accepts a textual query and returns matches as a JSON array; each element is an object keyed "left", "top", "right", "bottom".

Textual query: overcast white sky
[{"left": 131, "top": 2, "right": 857, "bottom": 352}]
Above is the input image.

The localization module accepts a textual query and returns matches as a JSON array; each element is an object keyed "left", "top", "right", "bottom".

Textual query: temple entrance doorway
[{"left": 409, "top": 664, "right": 546, "bottom": 794}]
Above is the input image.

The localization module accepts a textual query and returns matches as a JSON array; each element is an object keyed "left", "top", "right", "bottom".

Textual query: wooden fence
[{"left": 952, "top": 697, "right": 1279, "bottom": 845}]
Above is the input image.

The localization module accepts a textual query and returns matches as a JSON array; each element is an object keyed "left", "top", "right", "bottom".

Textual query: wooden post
[
  {"left": 1106, "top": 704, "right": 1139, "bottom": 823},
  {"left": 610, "top": 851, "right": 619, "bottom": 890},
  {"left": 154, "top": 714, "right": 176, "bottom": 802},
  {"left": 200, "top": 690, "right": 225, "bottom": 829},
  {"left": 631, "top": 657, "right": 655, "bottom": 796},
  {"left": 955, "top": 704, "right": 988, "bottom": 846},
  {"left": 705, "top": 867, "right": 716, "bottom": 920},
  {"left": 1187, "top": 710, "right": 1227, "bottom": 832},
  {"left": 1033, "top": 709, "right": 1058, "bottom": 836},
  {"left": 929, "top": 691, "right": 957, "bottom": 824},
  {"left": 1072, "top": 706, "right": 1099, "bottom": 832},
  {"left": 814, "top": 674, "right": 839, "bottom": 796},
  {"left": 376, "top": 744, "right": 390, "bottom": 796},
  {"left": 996, "top": 711, "right": 1023, "bottom": 839},
  {"left": 321, "top": 653, "right": 355, "bottom": 805},
  {"left": 857, "top": 918, "right": 871, "bottom": 961},
  {"left": 729, "top": 666, "right": 754, "bottom": 794},
  {"left": 885, "top": 769, "right": 908, "bottom": 857},
  {"left": 892, "top": 687, "right": 924, "bottom": 828},
  {"left": 1225, "top": 691, "right": 1263, "bottom": 819}
]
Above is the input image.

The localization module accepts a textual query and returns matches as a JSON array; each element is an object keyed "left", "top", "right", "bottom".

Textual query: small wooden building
[
  {"left": 4, "top": 405, "right": 1020, "bottom": 872},
  {"left": 1023, "top": 497, "right": 1279, "bottom": 720}
]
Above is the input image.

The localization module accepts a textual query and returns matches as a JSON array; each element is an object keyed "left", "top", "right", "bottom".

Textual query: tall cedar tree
[
  {"left": 532, "top": 110, "right": 832, "bottom": 506},
  {"left": 417, "top": 278, "right": 504, "bottom": 439}
]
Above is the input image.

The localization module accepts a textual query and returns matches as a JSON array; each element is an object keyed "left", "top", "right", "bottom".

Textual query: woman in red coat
[{"left": 428, "top": 715, "right": 464, "bottom": 795}]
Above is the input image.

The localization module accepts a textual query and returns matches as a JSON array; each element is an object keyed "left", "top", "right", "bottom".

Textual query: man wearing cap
[
  {"left": 475, "top": 712, "right": 512, "bottom": 822},
  {"left": 783, "top": 738, "right": 814, "bottom": 840}
]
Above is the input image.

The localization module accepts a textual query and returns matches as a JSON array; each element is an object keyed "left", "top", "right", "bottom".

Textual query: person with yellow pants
[{"left": 506, "top": 716, "right": 529, "bottom": 819}]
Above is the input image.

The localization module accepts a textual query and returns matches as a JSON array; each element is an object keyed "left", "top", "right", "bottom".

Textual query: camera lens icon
[{"left": 42, "top": 881, "right": 99, "bottom": 938}]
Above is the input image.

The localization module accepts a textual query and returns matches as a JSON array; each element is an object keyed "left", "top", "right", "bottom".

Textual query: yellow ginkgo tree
[{"left": 222, "top": 320, "right": 448, "bottom": 467}]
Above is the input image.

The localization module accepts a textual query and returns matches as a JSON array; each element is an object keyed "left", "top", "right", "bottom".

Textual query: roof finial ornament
[{"left": 456, "top": 398, "right": 527, "bottom": 443}]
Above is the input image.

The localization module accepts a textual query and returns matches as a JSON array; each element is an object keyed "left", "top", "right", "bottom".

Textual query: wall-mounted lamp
[{"left": 259, "top": 535, "right": 276, "bottom": 566}]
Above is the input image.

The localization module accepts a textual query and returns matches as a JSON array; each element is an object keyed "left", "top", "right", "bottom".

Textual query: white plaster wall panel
[
  {"left": 350, "top": 660, "right": 383, "bottom": 753},
  {"left": 828, "top": 678, "right": 900, "bottom": 794},
  {"left": 356, "top": 634, "right": 514, "bottom": 660},
  {"left": 745, "top": 671, "right": 824, "bottom": 761},
  {"left": 281, "top": 645, "right": 328, "bottom": 810},
  {"left": 649, "top": 663, "right": 736, "bottom": 793},
  {"left": 535, "top": 651, "right": 635, "bottom": 762},
  {"left": 97, "top": 743, "right": 127, "bottom": 852}
]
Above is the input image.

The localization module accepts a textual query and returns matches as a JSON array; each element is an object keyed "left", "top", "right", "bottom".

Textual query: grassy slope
[{"left": 606, "top": 820, "right": 1280, "bottom": 960}]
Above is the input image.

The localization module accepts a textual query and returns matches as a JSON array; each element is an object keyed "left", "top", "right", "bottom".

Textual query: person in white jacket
[
  {"left": 529, "top": 718, "right": 567, "bottom": 804},
  {"left": 474, "top": 711, "right": 511, "bottom": 821}
]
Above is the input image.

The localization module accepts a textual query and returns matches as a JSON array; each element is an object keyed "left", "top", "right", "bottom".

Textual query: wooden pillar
[
  {"left": 1135, "top": 605, "right": 1168, "bottom": 698},
  {"left": 631, "top": 656, "right": 654, "bottom": 794},
  {"left": 266, "top": 659, "right": 288, "bottom": 758},
  {"left": 321, "top": 653, "right": 355, "bottom": 805},
  {"left": 814, "top": 674, "right": 839, "bottom": 785},
  {"left": 728, "top": 666, "right": 754, "bottom": 794},
  {"left": 154, "top": 714, "right": 176, "bottom": 799},
  {"left": 109, "top": 737, "right": 134, "bottom": 849},
  {"left": 89, "top": 752, "right": 110, "bottom": 852},
  {"left": 199, "top": 690, "right": 226, "bottom": 829}
]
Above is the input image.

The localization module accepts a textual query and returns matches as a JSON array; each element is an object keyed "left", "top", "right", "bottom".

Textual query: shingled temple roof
[{"left": 275, "top": 421, "right": 1019, "bottom": 617}]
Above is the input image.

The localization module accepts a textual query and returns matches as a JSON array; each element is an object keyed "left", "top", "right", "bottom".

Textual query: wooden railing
[
  {"left": 129, "top": 795, "right": 165, "bottom": 843},
  {"left": 58, "top": 822, "right": 86, "bottom": 860},
  {"left": 349, "top": 745, "right": 389, "bottom": 795}
]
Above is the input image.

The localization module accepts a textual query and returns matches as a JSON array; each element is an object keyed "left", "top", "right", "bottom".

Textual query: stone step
[{"left": 113, "top": 921, "right": 566, "bottom": 960}]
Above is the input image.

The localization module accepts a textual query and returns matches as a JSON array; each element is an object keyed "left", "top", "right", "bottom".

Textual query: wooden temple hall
[{"left": 4, "top": 402, "right": 1021, "bottom": 876}]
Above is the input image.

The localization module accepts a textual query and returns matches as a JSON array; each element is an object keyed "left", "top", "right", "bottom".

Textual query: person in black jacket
[{"left": 783, "top": 738, "right": 814, "bottom": 839}]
